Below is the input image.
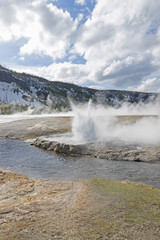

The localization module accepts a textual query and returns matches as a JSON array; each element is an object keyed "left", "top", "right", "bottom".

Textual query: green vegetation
[
  {"left": 0, "top": 103, "right": 28, "bottom": 114},
  {"left": 11, "top": 71, "right": 22, "bottom": 79},
  {"left": 82, "top": 178, "right": 160, "bottom": 239},
  {"left": 0, "top": 103, "right": 70, "bottom": 115},
  {"left": 0, "top": 64, "right": 8, "bottom": 71},
  {"left": 91, "top": 178, "right": 160, "bottom": 221}
]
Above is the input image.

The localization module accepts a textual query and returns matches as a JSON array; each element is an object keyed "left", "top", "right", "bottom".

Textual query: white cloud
[
  {"left": 75, "top": 0, "right": 86, "bottom": 6},
  {"left": 73, "top": 0, "right": 160, "bottom": 88},
  {"left": 0, "top": 0, "right": 76, "bottom": 60},
  {"left": 102, "top": 55, "right": 158, "bottom": 88},
  {"left": 20, "top": 57, "right": 25, "bottom": 61},
  {"left": 133, "top": 77, "right": 160, "bottom": 93},
  {"left": 10, "top": 62, "right": 90, "bottom": 85},
  {"left": 1, "top": 0, "right": 160, "bottom": 92}
]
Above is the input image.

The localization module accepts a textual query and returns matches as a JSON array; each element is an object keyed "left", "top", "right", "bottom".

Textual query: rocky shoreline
[
  {"left": 33, "top": 137, "right": 160, "bottom": 163},
  {"left": 0, "top": 117, "right": 160, "bottom": 239},
  {"left": 0, "top": 116, "right": 160, "bottom": 163}
]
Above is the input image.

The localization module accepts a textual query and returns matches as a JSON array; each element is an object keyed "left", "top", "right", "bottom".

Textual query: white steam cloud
[{"left": 71, "top": 100, "right": 160, "bottom": 145}]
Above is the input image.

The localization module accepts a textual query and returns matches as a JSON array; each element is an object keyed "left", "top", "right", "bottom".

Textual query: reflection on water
[{"left": 0, "top": 138, "right": 160, "bottom": 188}]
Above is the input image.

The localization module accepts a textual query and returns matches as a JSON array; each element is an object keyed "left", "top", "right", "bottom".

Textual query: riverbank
[
  {"left": 0, "top": 116, "right": 71, "bottom": 140},
  {"left": 0, "top": 170, "right": 160, "bottom": 240},
  {"left": 34, "top": 137, "right": 160, "bottom": 163},
  {"left": 0, "top": 115, "right": 160, "bottom": 163},
  {"left": 0, "top": 116, "right": 160, "bottom": 239}
]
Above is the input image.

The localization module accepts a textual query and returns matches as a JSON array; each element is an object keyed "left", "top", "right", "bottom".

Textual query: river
[{"left": 0, "top": 138, "right": 160, "bottom": 188}]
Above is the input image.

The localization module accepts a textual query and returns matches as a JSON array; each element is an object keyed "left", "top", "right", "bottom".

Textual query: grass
[
  {"left": 83, "top": 178, "right": 160, "bottom": 239},
  {"left": 0, "top": 173, "right": 159, "bottom": 239}
]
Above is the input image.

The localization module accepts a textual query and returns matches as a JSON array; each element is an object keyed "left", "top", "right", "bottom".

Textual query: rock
[{"left": 33, "top": 137, "right": 160, "bottom": 163}]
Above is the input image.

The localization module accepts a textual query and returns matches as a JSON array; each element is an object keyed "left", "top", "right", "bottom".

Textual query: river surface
[{"left": 0, "top": 138, "right": 160, "bottom": 188}]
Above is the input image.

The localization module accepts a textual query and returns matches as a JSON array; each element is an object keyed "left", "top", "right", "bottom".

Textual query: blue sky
[
  {"left": 0, "top": 0, "right": 160, "bottom": 92},
  {"left": 53, "top": 0, "right": 95, "bottom": 20}
]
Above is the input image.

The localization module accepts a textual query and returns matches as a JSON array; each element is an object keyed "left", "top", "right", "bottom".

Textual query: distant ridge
[{"left": 0, "top": 65, "right": 159, "bottom": 110}]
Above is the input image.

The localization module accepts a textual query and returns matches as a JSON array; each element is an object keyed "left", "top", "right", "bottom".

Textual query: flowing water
[{"left": 0, "top": 138, "right": 160, "bottom": 188}]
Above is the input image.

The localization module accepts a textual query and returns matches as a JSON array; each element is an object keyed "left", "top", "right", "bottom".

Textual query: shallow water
[{"left": 0, "top": 138, "right": 160, "bottom": 188}]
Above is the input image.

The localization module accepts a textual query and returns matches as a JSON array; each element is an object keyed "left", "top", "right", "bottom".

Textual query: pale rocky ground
[
  {"left": 0, "top": 170, "right": 160, "bottom": 240},
  {"left": 0, "top": 116, "right": 71, "bottom": 140},
  {"left": 0, "top": 116, "right": 160, "bottom": 239},
  {"left": 34, "top": 138, "right": 160, "bottom": 163},
  {"left": 0, "top": 116, "right": 160, "bottom": 163}
]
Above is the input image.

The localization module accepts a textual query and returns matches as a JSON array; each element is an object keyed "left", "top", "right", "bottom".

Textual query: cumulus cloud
[
  {"left": 73, "top": 0, "right": 160, "bottom": 89},
  {"left": 75, "top": 0, "right": 86, "bottom": 6},
  {"left": 1, "top": 0, "right": 160, "bottom": 92},
  {"left": 10, "top": 62, "right": 90, "bottom": 85},
  {"left": 133, "top": 77, "right": 160, "bottom": 93},
  {"left": 0, "top": 0, "right": 76, "bottom": 60},
  {"left": 102, "top": 55, "right": 158, "bottom": 88}
]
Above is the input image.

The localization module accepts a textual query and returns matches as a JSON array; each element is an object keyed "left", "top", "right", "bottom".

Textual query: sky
[{"left": 0, "top": 0, "right": 160, "bottom": 92}]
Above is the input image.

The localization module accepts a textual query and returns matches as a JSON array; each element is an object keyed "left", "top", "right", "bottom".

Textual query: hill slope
[{"left": 0, "top": 65, "right": 159, "bottom": 110}]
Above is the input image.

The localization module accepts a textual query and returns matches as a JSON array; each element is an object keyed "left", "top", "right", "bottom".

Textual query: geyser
[
  {"left": 71, "top": 99, "right": 160, "bottom": 145},
  {"left": 72, "top": 99, "right": 97, "bottom": 142},
  {"left": 45, "top": 99, "right": 160, "bottom": 145}
]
